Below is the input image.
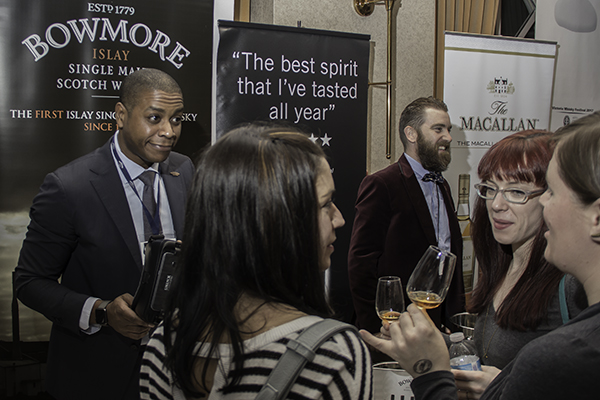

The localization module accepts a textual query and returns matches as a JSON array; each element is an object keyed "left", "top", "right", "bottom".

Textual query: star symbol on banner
[
  {"left": 309, "top": 133, "right": 319, "bottom": 143},
  {"left": 321, "top": 133, "right": 332, "bottom": 147}
]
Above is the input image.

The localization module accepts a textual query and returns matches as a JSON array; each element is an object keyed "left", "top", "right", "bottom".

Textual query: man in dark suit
[
  {"left": 348, "top": 96, "right": 465, "bottom": 338},
  {"left": 14, "top": 68, "right": 195, "bottom": 400}
]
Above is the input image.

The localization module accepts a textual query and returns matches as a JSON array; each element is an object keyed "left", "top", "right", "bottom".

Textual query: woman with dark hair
[
  {"left": 360, "top": 112, "right": 600, "bottom": 399},
  {"left": 139, "top": 123, "right": 372, "bottom": 399}
]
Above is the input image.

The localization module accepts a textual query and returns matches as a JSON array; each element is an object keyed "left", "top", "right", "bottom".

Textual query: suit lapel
[
  {"left": 398, "top": 154, "right": 439, "bottom": 245},
  {"left": 89, "top": 141, "right": 144, "bottom": 268}
]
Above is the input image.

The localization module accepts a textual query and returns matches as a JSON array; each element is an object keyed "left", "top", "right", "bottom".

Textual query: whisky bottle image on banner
[{"left": 457, "top": 174, "right": 475, "bottom": 301}]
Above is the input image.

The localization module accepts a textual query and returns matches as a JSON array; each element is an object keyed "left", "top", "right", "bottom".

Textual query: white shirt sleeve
[{"left": 80, "top": 296, "right": 101, "bottom": 334}]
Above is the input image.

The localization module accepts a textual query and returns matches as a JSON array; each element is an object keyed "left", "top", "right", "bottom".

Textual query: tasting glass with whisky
[
  {"left": 376, "top": 276, "right": 405, "bottom": 322},
  {"left": 406, "top": 245, "right": 456, "bottom": 309}
]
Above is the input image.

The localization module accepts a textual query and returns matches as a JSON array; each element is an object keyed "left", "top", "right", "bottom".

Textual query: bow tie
[{"left": 422, "top": 172, "right": 444, "bottom": 184}]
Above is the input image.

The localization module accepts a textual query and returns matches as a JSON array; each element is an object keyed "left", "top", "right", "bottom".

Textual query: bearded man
[{"left": 348, "top": 97, "right": 465, "bottom": 348}]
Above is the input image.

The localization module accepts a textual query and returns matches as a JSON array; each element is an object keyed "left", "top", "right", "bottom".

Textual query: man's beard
[{"left": 416, "top": 131, "right": 452, "bottom": 172}]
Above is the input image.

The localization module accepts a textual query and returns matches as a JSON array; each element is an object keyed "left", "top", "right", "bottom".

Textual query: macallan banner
[
  {"left": 0, "top": 0, "right": 213, "bottom": 342},
  {"left": 443, "top": 31, "right": 556, "bottom": 210},
  {"left": 443, "top": 32, "right": 557, "bottom": 290}
]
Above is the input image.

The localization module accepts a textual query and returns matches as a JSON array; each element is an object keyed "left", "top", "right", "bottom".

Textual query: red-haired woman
[{"left": 455, "top": 130, "right": 587, "bottom": 398}]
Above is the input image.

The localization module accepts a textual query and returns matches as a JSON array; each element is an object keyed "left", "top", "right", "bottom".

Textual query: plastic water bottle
[{"left": 449, "top": 332, "right": 482, "bottom": 371}]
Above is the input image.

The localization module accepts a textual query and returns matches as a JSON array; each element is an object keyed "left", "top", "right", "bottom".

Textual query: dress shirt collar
[
  {"left": 405, "top": 153, "right": 430, "bottom": 181},
  {"left": 113, "top": 131, "right": 159, "bottom": 178}
]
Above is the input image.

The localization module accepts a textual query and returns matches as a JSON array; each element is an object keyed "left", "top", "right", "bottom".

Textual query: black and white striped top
[{"left": 140, "top": 315, "right": 373, "bottom": 400}]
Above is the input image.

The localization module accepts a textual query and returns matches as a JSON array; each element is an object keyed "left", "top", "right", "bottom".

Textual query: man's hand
[
  {"left": 94, "top": 294, "right": 154, "bottom": 340},
  {"left": 360, "top": 304, "right": 451, "bottom": 378}
]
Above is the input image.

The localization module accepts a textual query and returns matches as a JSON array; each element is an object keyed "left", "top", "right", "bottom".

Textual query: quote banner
[
  {"left": 216, "top": 21, "right": 370, "bottom": 322},
  {"left": 443, "top": 32, "right": 557, "bottom": 291}
]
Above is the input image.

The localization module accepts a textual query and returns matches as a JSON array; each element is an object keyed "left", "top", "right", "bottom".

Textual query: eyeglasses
[{"left": 474, "top": 183, "right": 545, "bottom": 204}]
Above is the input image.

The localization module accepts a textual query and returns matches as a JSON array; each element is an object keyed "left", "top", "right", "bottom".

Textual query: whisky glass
[
  {"left": 376, "top": 276, "right": 405, "bottom": 322},
  {"left": 406, "top": 246, "right": 456, "bottom": 309}
]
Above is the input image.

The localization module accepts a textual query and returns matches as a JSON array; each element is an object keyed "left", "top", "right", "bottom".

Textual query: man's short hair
[
  {"left": 119, "top": 68, "right": 182, "bottom": 110},
  {"left": 398, "top": 96, "right": 448, "bottom": 148}
]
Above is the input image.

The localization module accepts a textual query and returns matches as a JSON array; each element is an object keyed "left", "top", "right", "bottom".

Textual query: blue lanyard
[{"left": 110, "top": 137, "right": 162, "bottom": 235}]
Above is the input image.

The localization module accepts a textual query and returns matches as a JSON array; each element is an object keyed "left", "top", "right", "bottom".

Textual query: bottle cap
[{"left": 450, "top": 332, "right": 465, "bottom": 342}]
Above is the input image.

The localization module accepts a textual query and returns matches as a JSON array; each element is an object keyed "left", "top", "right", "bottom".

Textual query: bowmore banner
[
  {"left": 216, "top": 21, "right": 370, "bottom": 322},
  {"left": 0, "top": 0, "right": 213, "bottom": 342}
]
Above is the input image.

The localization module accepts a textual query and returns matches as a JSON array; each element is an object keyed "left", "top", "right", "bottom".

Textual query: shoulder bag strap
[{"left": 255, "top": 319, "right": 358, "bottom": 400}]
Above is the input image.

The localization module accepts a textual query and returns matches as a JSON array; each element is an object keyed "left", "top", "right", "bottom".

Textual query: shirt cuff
[{"left": 80, "top": 297, "right": 101, "bottom": 335}]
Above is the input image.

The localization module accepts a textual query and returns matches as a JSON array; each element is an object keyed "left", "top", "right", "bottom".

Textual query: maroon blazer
[{"left": 348, "top": 154, "right": 465, "bottom": 334}]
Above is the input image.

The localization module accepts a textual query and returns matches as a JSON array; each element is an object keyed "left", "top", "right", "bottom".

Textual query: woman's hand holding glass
[{"left": 360, "top": 304, "right": 451, "bottom": 378}]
